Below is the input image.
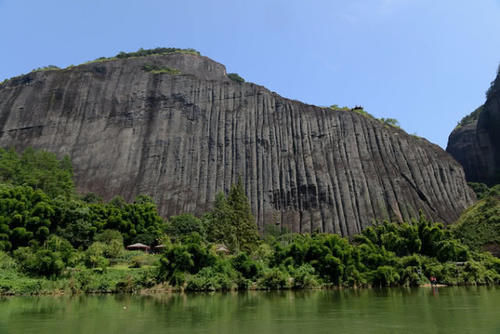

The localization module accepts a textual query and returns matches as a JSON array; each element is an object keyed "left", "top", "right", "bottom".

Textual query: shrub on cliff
[{"left": 227, "top": 73, "right": 245, "bottom": 83}]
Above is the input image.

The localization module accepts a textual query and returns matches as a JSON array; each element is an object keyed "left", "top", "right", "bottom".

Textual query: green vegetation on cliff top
[
  {"left": 329, "top": 105, "right": 402, "bottom": 130},
  {"left": 455, "top": 105, "right": 483, "bottom": 129}
]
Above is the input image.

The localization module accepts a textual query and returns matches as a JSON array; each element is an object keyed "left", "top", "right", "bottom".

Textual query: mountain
[
  {"left": 0, "top": 49, "right": 474, "bottom": 234},
  {"left": 447, "top": 68, "right": 500, "bottom": 186}
]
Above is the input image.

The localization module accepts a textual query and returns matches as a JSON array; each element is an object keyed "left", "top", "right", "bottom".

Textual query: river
[{"left": 1, "top": 287, "right": 499, "bottom": 333}]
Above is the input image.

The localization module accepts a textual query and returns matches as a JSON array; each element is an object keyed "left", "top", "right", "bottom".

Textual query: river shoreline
[{"left": 0, "top": 281, "right": 483, "bottom": 297}]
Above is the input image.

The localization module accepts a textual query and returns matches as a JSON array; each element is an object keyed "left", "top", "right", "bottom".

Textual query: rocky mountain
[
  {"left": 447, "top": 69, "right": 500, "bottom": 186},
  {"left": 0, "top": 50, "right": 474, "bottom": 234}
]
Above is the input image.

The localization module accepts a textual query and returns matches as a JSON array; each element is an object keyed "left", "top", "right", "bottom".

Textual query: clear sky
[{"left": 1, "top": 0, "right": 499, "bottom": 148}]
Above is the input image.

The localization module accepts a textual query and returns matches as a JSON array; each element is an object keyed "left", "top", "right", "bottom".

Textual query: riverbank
[{"left": 0, "top": 266, "right": 493, "bottom": 297}]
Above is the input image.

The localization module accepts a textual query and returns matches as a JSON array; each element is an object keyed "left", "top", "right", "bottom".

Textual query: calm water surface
[{"left": 1, "top": 287, "right": 499, "bottom": 334}]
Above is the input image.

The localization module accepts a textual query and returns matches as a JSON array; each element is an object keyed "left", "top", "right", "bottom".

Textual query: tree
[
  {"left": 205, "top": 192, "right": 237, "bottom": 249},
  {"left": 0, "top": 148, "right": 74, "bottom": 198},
  {"left": 168, "top": 213, "right": 204, "bottom": 238},
  {"left": 227, "top": 179, "right": 259, "bottom": 252},
  {"left": 205, "top": 180, "right": 260, "bottom": 252},
  {"left": 380, "top": 118, "right": 400, "bottom": 128}
]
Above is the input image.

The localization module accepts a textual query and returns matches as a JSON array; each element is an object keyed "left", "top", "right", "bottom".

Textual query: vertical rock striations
[{"left": 0, "top": 53, "right": 474, "bottom": 234}]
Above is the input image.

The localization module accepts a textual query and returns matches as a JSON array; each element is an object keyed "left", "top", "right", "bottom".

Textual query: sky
[{"left": 1, "top": 0, "right": 499, "bottom": 148}]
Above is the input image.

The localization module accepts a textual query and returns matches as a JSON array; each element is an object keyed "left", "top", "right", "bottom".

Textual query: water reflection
[{"left": 1, "top": 287, "right": 500, "bottom": 334}]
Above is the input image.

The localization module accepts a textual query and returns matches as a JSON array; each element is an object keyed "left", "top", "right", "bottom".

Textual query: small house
[
  {"left": 215, "top": 244, "right": 230, "bottom": 255},
  {"left": 126, "top": 243, "right": 151, "bottom": 252}
]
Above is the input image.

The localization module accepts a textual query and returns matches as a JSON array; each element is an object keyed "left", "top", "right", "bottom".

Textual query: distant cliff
[
  {"left": 0, "top": 50, "right": 474, "bottom": 234},
  {"left": 447, "top": 68, "right": 500, "bottom": 186}
]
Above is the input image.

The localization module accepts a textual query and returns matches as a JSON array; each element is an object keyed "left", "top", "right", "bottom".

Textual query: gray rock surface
[
  {"left": 447, "top": 71, "right": 500, "bottom": 186},
  {"left": 0, "top": 53, "right": 474, "bottom": 234}
]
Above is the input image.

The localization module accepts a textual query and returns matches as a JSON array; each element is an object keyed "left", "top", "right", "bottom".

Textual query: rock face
[
  {"left": 447, "top": 71, "right": 500, "bottom": 186},
  {"left": 0, "top": 53, "right": 474, "bottom": 234}
]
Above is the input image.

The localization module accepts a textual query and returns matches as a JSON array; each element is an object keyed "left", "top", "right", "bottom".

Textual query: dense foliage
[
  {"left": 154, "top": 213, "right": 500, "bottom": 291},
  {"left": 453, "top": 185, "right": 500, "bottom": 256},
  {"left": 0, "top": 147, "right": 73, "bottom": 198},
  {"left": 468, "top": 182, "right": 491, "bottom": 200}
]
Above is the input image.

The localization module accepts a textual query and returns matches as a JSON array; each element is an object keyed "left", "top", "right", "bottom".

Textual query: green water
[{"left": 1, "top": 287, "right": 500, "bottom": 334}]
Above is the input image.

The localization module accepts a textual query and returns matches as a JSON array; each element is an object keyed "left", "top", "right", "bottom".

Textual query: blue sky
[{"left": 1, "top": 0, "right": 499, "bottom": 148}]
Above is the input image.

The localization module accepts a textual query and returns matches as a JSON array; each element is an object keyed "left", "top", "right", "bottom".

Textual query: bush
[
  {"left": 468, "top": 182, "right": 490, "bottom": 200},
  {"left": 168, "top": 214, "right": 205, "bottom": 239},
  {"left": 158, "top": 235, "right": 217, "bottom": 285},
  {"left": 231, "top": 252, "right": 259, "bottom": 279},
  {"left": 84, "top": 242, "right": 109, "bottom": 269},
  {"left": 372, "top": 265, "right": 400, "bottom": 287},
  {"left": 227, "top": 73, "right": 245, "bottom": 83},
  {"left": 0, "top": 251, "right": 17, "bottom": 270},
  {"left": 379, "top": 118, "right": 400, "bottom": 128},
  {"left": 186, "top": 266, "right": 234, "bottom": 291},
  {"left": 290, "top": 264, "right": 319, "bottom": 289},
  {"left": 13, "top": 247, "right": 65, "bottom": 278},
  {"left": 129, "top": 255, "right": 148, "bottom": 268},
  {"left": 257, "top": 267, "right": 290, "bottom": 289}
]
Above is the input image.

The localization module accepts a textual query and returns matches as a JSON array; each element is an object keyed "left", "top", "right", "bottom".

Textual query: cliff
[
  {"left": 0, "top": 51, "right": 475, "bottom": 234},
  {"left": 447, "top": 69, "right": 500, "bottom": 186}
]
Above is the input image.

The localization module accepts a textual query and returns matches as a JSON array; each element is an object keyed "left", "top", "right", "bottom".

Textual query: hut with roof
[
  {"left": 214, "top": 244, "right": 230, "bottom": 255},
  {"left": 126, "top": 243, "right": 151, "bottom": 253}
]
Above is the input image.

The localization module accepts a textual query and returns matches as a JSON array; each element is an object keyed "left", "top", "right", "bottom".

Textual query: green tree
[
  {"left": 226, "top": 179, "right": 259, "bottom": 252},
  {"left": 168, "top": 213, "right": 204, "bottom": 238},
  {"left": 0, "top": 148, "right": 74, "bottom": 198},
  {"left": 205, "top": 180, "right": 259, "bottom": 252},
  {"left": 205, "top": 192, "right": 237, "bottom": 249}
]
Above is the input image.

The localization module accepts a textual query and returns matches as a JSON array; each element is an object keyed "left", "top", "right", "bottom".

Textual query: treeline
[
  {"left": 0, "top": 148, "right": 500, "bottom": 295},
  {"left": 116, "top": 47, "right": 200, "bottom": 59},
  {"left": 157, "top": 214, "right": 500, "bottom": 291}
]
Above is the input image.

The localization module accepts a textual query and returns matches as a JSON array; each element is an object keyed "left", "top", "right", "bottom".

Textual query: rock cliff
[
  {"left": 447, "top": 69, "right": 500, "bottom": 186},
  {"left": 0, "top": 51, "right": 474, "bottom": 234}
]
